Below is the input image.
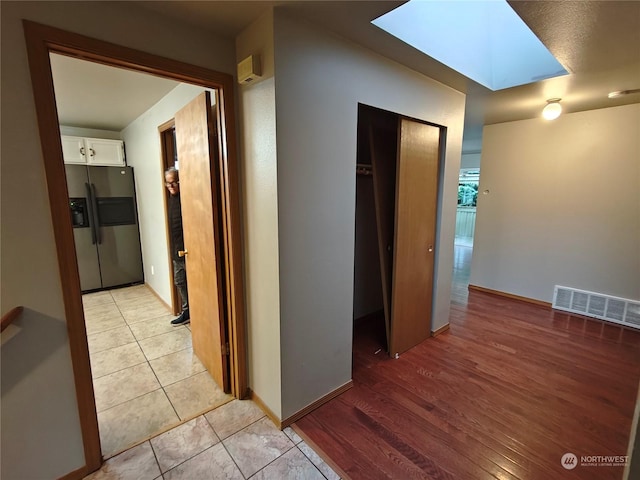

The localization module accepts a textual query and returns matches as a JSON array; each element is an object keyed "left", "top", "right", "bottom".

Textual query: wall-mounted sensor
[{"left": 237, "top": 55, "right": 262, "bottom": 85}]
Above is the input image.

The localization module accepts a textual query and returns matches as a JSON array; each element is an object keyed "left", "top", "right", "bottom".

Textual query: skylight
[{"left": 372, "top": 0, "right": 568, "bottom": 91}]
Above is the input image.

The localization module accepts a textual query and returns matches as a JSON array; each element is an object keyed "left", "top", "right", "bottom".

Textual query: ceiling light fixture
[
  {"left": 542, "top": 98, "right": 562, "bottom": 120},
  {"left": 608, "top": 88, "right": 640, "bottom": 98}
]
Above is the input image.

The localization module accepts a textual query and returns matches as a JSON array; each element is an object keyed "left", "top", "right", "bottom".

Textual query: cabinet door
[
  {"left": 86, "top": 138, "right": 125, "bottom": 166},
  {"left": 389, "top": 118, "right": 441, "bottom": 357},
  {"left": 61, "top": 135, "right": 87, "bottom": 164}
]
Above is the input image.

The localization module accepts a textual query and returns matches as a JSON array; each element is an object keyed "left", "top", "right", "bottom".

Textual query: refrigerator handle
[
  {"left": 85, "top": 183, "right": 97, "bottom": 245},
  {"left": 89, "top": 183, "right": 102, "bottom": 244}
]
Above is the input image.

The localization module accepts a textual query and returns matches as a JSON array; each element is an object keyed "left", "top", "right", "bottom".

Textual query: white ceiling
[
  {"left": 50, "top": 54, "right": 179, "bottom": 132},
  {"left": 51, "top": 1, "right": 640, "bottom": 153}
]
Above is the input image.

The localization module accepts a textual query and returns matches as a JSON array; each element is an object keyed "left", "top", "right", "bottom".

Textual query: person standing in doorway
[{"left": 165, "top": 166, "right": 190, "bottom": 326}]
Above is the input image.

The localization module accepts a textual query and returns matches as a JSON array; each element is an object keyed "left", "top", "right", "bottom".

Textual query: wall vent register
[{"left": 552, "top": 285, "right": 640, "bottom": 330}]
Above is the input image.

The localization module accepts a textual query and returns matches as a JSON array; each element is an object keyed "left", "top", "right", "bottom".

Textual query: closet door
[{"left": 389, "top": 118, "right": 441, "bottom": 356}]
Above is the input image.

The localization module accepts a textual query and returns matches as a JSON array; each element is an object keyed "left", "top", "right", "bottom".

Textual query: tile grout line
[
  {"left": 112, "top": 291, "right": 187, "bottom": 424},
  {"left": 156, "top": 413, "right": 245, "bottom": 478},
  {"left": 296, "top": 442, "right": 331, "bottom": 480},
  {"left": 86, "top": 288, "right": 340, "bottom": 479},
  {"left": 294, "top": 443, "right": 334, "bottom": 480},
  {"left": 91, "top": 288, "right": 186, "bottom": 457},
  {"left": 146, "top": 439, "right": 164, "bottom": 478},
  {"left": 202, "top": 408, "right": 251, "bottom": 479},
  {"left": 203, "top": 407, "right": 308, "bottom": 478},
  {"left": 85, "top": 290, "right": 145, "bottom": 459},
  {"left": 96, "top": 297, "right": 213, "bottom": 430},
  {"left": 282, "top": 425, "right": 339, "bottom": 480},
  {"left": 85, "top": 287, "right": 210, "bottom": 462}
]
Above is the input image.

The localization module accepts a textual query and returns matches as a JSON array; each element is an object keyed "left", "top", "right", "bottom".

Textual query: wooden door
[
  {"left": 389, "top": 118, "right": 441, "bottom": 356},
  {"left": 175, "top": 92, "right": 229, "bottom": 391}
]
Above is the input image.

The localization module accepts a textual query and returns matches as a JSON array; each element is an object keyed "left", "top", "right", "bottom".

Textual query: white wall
[
  {"left": 236, "top": 11, "right": 282, "bottom": 417},
  {"left": 238, "top": 77, "right": 282, "bottom": 415},
  {"left": 471, "top": 104, "right": 640, "bottom": 302},
  {"left": 273, "top": 10, "right": 465, "bottom": 419},
  {"left": 122, "top": 84, "right": 210, "bottom": 305},
  {"left": 461, "top": 152, "right": 481, "bottom": 170},
  {"left": 0, "top": 2, "right": 234, "bottom": 478}
]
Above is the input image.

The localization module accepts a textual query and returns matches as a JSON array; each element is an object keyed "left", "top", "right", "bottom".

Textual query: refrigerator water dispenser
[{"left": 69, "top": 198, "right": 89, "bottom": 228}]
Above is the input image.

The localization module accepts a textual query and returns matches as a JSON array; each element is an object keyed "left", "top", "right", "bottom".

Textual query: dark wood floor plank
[
  {"left": 364, "top": 353, "right": 576, "bottom": 479},
  {"left": 422, "top": 334, "right": 636, "bottom": 442},
  {"left": 348, "top": 382, "right": 520, "bottom": 480},
  {"left": 295, "top": 245, "right": 639, "bottom": 480}
]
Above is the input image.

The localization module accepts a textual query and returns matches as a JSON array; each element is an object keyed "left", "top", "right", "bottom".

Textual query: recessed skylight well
[{"left": 372, "top": 0, "right": 568, "bottom": 91}]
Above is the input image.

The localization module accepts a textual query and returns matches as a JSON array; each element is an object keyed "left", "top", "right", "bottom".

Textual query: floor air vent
[{"left": 553, "top": 285, "right": 640, "bottom": 330}]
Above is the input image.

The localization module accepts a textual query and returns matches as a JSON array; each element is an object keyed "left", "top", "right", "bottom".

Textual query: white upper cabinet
[
  {"left": 61, "top": 136, "right": 86, "bottom": 164},
  {"left": 86, "top": 138, "right": 126, "bottom": 166},
  {"left": 61, "top": 135, "right": 125, "bottom": 166}
]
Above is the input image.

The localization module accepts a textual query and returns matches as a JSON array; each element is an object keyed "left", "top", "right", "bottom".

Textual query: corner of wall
[
  {"left": 235, "top": 9, "right": 282, "bottom": 420},
  {"left": 236, "top": 8, "right": 275, "bottom": 82}
]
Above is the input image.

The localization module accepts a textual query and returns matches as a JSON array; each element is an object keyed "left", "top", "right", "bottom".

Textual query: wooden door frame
[
  {"left": 23, "top": 20, "right": 248, "bottom": 476},
  {"left": 158, "top": 120, "right": 180, "bottom": 316}
]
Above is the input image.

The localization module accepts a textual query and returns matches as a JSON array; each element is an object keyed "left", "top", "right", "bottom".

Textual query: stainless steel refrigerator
[{"left": 65, "top": 165, "right": 144, "bottom": 292}]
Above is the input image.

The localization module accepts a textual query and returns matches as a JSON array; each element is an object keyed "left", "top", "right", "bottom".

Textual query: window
[{"left": 458, "top": 170, "right": 479, "bottom": 207}]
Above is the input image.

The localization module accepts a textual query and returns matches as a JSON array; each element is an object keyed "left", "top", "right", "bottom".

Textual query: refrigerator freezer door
[
  {"left": 89, "top": 166, "right": 135, "bottom": 196},
  {"left": 65, "top": 165, "right": 102, "bottom": 291},
  {"left": 88, "top": 166, "right": 144, "bottom": 289}
]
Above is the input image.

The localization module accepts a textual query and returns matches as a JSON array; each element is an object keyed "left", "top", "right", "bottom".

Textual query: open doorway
[
  {"left": 50, "top": 54, "right": 234, "bottom": 458},
  {"left": 452, "top": 165, "right": 480, "bottom": 303},
  {"left": 158, "top": 121, "right": 182, "bottom": 317},
  {"left": 352, "top": 106, "right": 393, "bottom": 356},
  {"left": 455, "top": 168, "right": 479, "bottom": 248},
  {"left": 24, "top": 21, "right": 246, "bottom": 472},
  {"left": 352, "top": 103, "right": 443, "bottom": 360}
]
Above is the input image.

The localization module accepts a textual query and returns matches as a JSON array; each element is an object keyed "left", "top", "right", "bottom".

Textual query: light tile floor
[
  {"left": 83, "top": 285, "right": 341, "bottom": 479},
  {"left": 84, "top": 399, "right": 341, "bottom": 479},
  {"left": 83, "top": 285, "right": 232, "bottom": 458}
]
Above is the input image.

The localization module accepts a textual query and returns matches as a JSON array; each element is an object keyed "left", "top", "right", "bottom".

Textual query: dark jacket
[{"left": 168, "top": 193, "right": 184, "bottom": 261}]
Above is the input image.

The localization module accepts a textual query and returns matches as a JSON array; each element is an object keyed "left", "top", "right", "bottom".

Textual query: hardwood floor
[{"left": 294, "top": 244, "right": 640, "bottom": 479}]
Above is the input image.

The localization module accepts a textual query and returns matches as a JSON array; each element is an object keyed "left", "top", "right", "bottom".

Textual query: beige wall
[
  {"left": 0, "top": 2, "right": 234, "bottom": 478},
  {"left": 236, "top": 10, "right": 283, "bottom": 418},
  {"left": 273, "top": 10, "right": 465, "bottom": 419},
  {"left": 2, "top": 2, "right": 472, "bottom": 475},
  {"left": 471, "top": 103, "right": 640, "bottom": 302},
  {"left": 236, "top": 8, "right": 466, "bottom": 421}
]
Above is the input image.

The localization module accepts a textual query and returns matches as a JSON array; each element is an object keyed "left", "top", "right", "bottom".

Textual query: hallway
[
  {"left": 84, "top": 398, "right": 339, "bottom": 479},
  {"left": 294, "top": 242, "right": 640, "bottom": 479},
  {"left": 84, "top": 284, "right": 231, "bottom": 457},
  {"left": 83, "top": 284, "right": 340, "bottom": 479}
]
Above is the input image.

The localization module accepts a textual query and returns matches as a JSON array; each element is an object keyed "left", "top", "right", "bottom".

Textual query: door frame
[
  {"left": 158, "top": 120, "right": 180, "bottom": 316},
  {"left": 23, "top": 20, "right": 247, "bottom": 475},
  {"left": 355, "top": 103, "right": 444, "bottom": 358}
]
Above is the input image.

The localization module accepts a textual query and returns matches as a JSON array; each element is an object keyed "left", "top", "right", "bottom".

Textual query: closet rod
[{"left": 356, "top": 163, "right": 373, "bottom": 176}]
